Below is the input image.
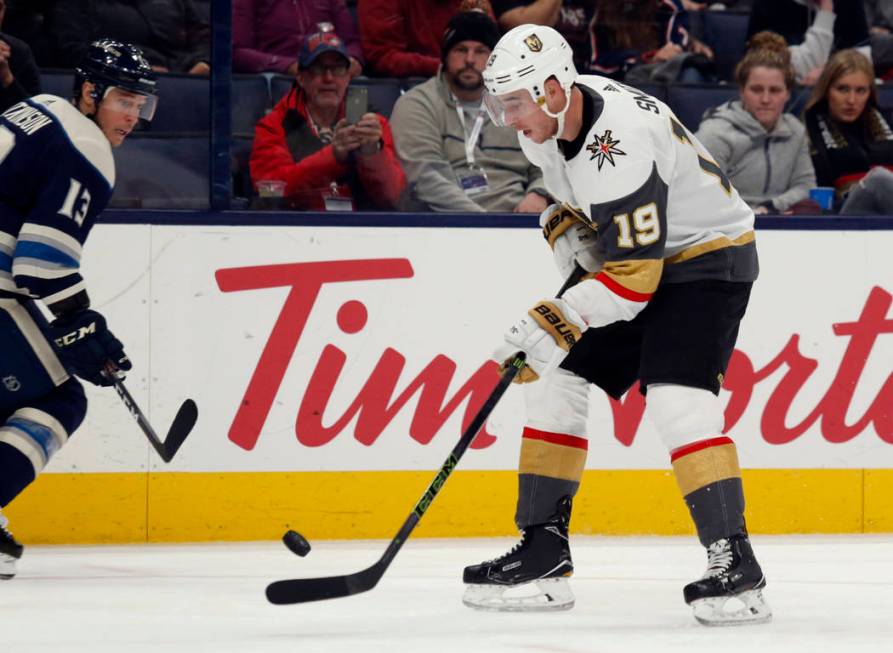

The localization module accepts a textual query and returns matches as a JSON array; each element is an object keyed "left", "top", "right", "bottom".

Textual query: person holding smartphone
[{"left": 249, "top": 31, "right": 406, "bottom": 211}]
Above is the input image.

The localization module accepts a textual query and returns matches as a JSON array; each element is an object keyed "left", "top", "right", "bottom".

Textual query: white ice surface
[{"left": 2, "top": 535, "right": 892, "bottom": 653}]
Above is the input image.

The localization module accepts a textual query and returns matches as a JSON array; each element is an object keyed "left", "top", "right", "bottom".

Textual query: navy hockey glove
[{"left": 49, "top": 309, "right": 132, "bottom": 387}]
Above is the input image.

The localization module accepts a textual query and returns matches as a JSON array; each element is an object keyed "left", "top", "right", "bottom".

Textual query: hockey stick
[
  {"left": 265, "top": 264, "right": 587, "bottom": 605},
  {"left": 105, "top": 363, "right": 198, "bottom": 463}
]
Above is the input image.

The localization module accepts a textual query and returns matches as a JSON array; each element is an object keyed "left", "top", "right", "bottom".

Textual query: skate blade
[
  {"left": 691, "top": 588, "right": 772, "bottom": 627},
  {"left": 463, "top": 577, "right": 574, "bottom": 612}
]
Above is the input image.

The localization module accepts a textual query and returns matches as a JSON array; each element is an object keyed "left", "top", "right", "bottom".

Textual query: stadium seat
[
  {"left": 270, "top": 74, "right": 295, "bottom": 104},
  {"left": 703, "top": 11, "right": 750, "bottom": 83},
  {"left": 145, "top": 74, "right": 271, "bottom": 134},
  {"left": 39, "top": 71, "right": 74, "bottom": 99},
  {"left": 111, "top": 135, "right": 209, "bottom": 209},
  {"left": 149, "top": 74, "right": 211, "bottom": 132},
  {"left": 622, "top": 82, "right": 667, "bottom": 104},
  {"left": 785, "top": 86, "right": 812, "bottom": 118},
  {"left": 666, "top": 84, "right": 739, "bottom": 131},
  {"left": 232, "top": 75, "right": 271, "bottom": 135},
  {"left": 877, "top": 84, "right": 893, "bottom": 109}
]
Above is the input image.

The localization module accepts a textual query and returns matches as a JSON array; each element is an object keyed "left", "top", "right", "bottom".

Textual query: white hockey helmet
[{"left": 482, "top": 24, "right": 577, "bottom": 130}]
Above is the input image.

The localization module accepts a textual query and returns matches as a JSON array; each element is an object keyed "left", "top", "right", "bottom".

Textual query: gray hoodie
[
  {"left": 390, "top": 71, "right": 547, "bottom": 213},
  {"left": 695, "top": 100, "right": 816, "bottom": 212}
]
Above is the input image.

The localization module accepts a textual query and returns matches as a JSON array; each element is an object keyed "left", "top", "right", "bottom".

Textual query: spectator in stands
[
  {"left": 233, "top": 0, "right": 363, "bottom": 77},
  {"left": 803, "top": 48, "right": 893, "bottom": 214},
  {"left": 360, "top": 0, "right": 493, "bottom": 78},
  {"left": 49, "top": 0, "right": 211, "bottom": 74},
  {"left": 747, "top": 1, "right": 871, "bottom": 83},
  {"left": 250, "top": 31, "right": 405, "bottom": 211},
  {"left": 591, "top": 0, "right": 716, "bottom": 83},
  {"left": 389, "top": 10, "right": 551, "bottom": 212},
  {"left": 0, "top": 0, "right": 40, "bottom": 112},
  {"left": 696, "top": 33, "right": 817, "bottom": 214},
  {"left": 491, "top": 1, "right": 597, "bottom": 72}
]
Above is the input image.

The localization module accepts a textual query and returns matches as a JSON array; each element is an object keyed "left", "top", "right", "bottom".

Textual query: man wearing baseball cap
[
  {"left": 250, "top": 30, "right": 405, "bottom": 211},
  {"left": 390, "top": 10, "right": 551, "bottom": 212}
]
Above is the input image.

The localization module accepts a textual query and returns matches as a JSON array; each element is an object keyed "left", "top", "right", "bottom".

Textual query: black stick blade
[
  {"left": 161, "top": 399, "right": 198, "bottom": 462},
  {"left": 266, "top": 565, "right": 382, "bottom": 605}
]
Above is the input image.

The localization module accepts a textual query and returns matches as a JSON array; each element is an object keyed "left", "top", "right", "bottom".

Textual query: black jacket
[
  {"left": 50, "top": 0, "right": 210, "bottom": 72},
  {"left": 0, "top": 32, "right": 41, "bottom": 113}
]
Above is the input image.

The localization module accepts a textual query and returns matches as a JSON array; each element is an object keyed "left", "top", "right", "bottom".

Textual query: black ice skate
[
  {"left": 462, "top": 507, "right": 574, "bottom": 612},
  {"left": 684, "top": 534, "right": 771, "bottom": 626},
  {"left": 0, "top": 511, "right": 24, "bottom": 580}
]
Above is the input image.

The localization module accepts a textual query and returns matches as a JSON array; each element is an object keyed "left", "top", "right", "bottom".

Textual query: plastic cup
[
  {"left": 809, "top": 187, "right": 835, "bottom": 211},
  {"left": 256, "top": 179, "right": 286, "bottom": 198}
]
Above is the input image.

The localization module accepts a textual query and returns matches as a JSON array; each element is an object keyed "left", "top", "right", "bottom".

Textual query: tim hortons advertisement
[{"left": 51, "top": 225, "right": 893, "bottom": 474}]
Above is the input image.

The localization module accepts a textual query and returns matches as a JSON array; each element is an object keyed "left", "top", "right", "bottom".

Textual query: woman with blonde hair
[
  {"left": 804, "top": 48, "right": 893, "bottom": 213},
  {"left": 696, "top": 32, "right": 816, "bottom": 214}
]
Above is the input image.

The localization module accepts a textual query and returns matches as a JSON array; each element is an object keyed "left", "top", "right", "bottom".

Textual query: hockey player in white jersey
[
  {"left": 0, "top": 40, "right": 158, "bottom": 579},
  {"left": 462, "top": 25, "right": 771, "bottom": 626}
]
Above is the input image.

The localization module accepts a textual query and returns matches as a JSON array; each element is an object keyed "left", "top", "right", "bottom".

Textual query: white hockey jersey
[{"left": 521, "top": 76, "right": 759, "bottom": 329}]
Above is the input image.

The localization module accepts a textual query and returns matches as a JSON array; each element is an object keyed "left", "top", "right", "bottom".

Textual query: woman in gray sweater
[{"left": 696, "top": 32, "right": 816, "bottom": 214}]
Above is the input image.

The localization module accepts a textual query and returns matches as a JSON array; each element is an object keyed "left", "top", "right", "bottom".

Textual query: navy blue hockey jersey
[{"left": 0, "top": 94, "right": 114, "bottom": 311}]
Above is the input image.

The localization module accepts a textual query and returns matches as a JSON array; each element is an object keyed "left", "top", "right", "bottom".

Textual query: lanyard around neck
[{"left": 456, "top": 104, "right": 485, "bottom": 167}]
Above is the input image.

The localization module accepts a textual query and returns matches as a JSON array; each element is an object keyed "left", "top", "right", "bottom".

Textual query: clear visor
[
  {"left": 102, "top": 86, "right": 158, "bottom": 122},
  {"left": 482, "top": 88, "right": 544, "bottom": 128}
]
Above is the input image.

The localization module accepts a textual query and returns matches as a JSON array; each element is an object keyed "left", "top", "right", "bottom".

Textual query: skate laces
[
  {"left": 488, "top": 530, "right": 527, "bottom": 564},
  {"left": 702, "top": 538, "right": 734, "bottom": 578}
]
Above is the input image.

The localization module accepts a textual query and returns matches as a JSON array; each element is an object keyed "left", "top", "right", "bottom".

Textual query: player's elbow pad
[{"left": 562, "top": 277, "right": 648, "bottom": 328}]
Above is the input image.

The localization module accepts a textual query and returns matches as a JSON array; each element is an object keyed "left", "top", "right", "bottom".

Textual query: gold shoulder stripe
[
  {"left": 601, "top": 259, "right": 663, "bottom": 295},
  {"left": 666, "top": 231, "right": 755, "bottom": 265}
]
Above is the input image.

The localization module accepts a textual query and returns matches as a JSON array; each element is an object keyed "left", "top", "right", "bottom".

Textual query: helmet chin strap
[{"left": 541, "top": 83, "right": 572, "bottom": 140}]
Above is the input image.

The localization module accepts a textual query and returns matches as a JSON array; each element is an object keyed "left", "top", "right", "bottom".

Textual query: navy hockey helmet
[{"left": 74, "top": 39, "right": 159, "bottom": 121}]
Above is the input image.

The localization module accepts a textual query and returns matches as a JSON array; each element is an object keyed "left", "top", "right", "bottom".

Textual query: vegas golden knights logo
[{"left": 524, "top": 34, "right": 543, "bottom": 52}]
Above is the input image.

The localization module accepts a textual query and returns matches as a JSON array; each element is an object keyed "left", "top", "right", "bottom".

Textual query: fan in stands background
[{"left": 250, "top": 30, "right": 405, "bottom": 211}]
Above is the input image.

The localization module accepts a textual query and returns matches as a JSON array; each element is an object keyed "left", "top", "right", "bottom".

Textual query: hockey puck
[{"left": 283, "top": 529, "right": 311, "bottom": 557}]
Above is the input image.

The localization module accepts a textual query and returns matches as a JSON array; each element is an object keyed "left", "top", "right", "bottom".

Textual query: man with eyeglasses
[
  {"left": 0, "top": 39, "right": 157, "bottom": 579},
  {"left": 250, "top": 30, "right": 406, "bottom": 211}
]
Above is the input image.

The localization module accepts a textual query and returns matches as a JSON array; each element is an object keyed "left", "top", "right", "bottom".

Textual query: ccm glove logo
[
  {"left": 54, "top": 321, "right": 98, "bottom": 347},
  {"left": 529, "top": 301, "right": 582, "bottom": 350}
]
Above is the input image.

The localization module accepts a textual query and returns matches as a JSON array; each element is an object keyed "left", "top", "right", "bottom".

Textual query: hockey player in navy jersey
[
  {"left": 461, "top": 25, "right": 771, "bottom": 626},
  {"left": 0, "top": 39, "right": 158, "bottom": 579}
]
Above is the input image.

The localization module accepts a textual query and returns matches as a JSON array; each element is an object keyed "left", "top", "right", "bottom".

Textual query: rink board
[{"left": 6, "top": 223, "right": 893, "bottom": 542}]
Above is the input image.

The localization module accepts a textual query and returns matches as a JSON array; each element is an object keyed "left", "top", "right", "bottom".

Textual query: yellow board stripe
[
  {"left": 519, "top": 438, "right": 588, "bottom": 482},
  {"left": 672, "top": 443, "right": 742, "bottom": 496},
  {"left": 666, "top": 231, "right": 755, "bottom": 265},
  {"left": 3, "top": 469, "right": 891, "bottom": 543}
]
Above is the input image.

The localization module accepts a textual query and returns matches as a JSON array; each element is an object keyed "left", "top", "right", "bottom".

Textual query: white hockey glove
[
  {"left": 494, "top": 298, "right": 587, "bottom": 383},
  {"left": 539, "top": 203, "right": 602, "bottom": 280}
]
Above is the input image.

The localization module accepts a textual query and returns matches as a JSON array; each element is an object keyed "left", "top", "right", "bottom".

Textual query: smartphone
[{"left": 345, "top": 86, "right": 368, "bottom": 125}]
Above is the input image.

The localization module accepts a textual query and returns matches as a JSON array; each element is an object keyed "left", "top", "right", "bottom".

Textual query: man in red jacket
[{"left": 250, "top": 31, "right": 405, "bottom": 211}]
